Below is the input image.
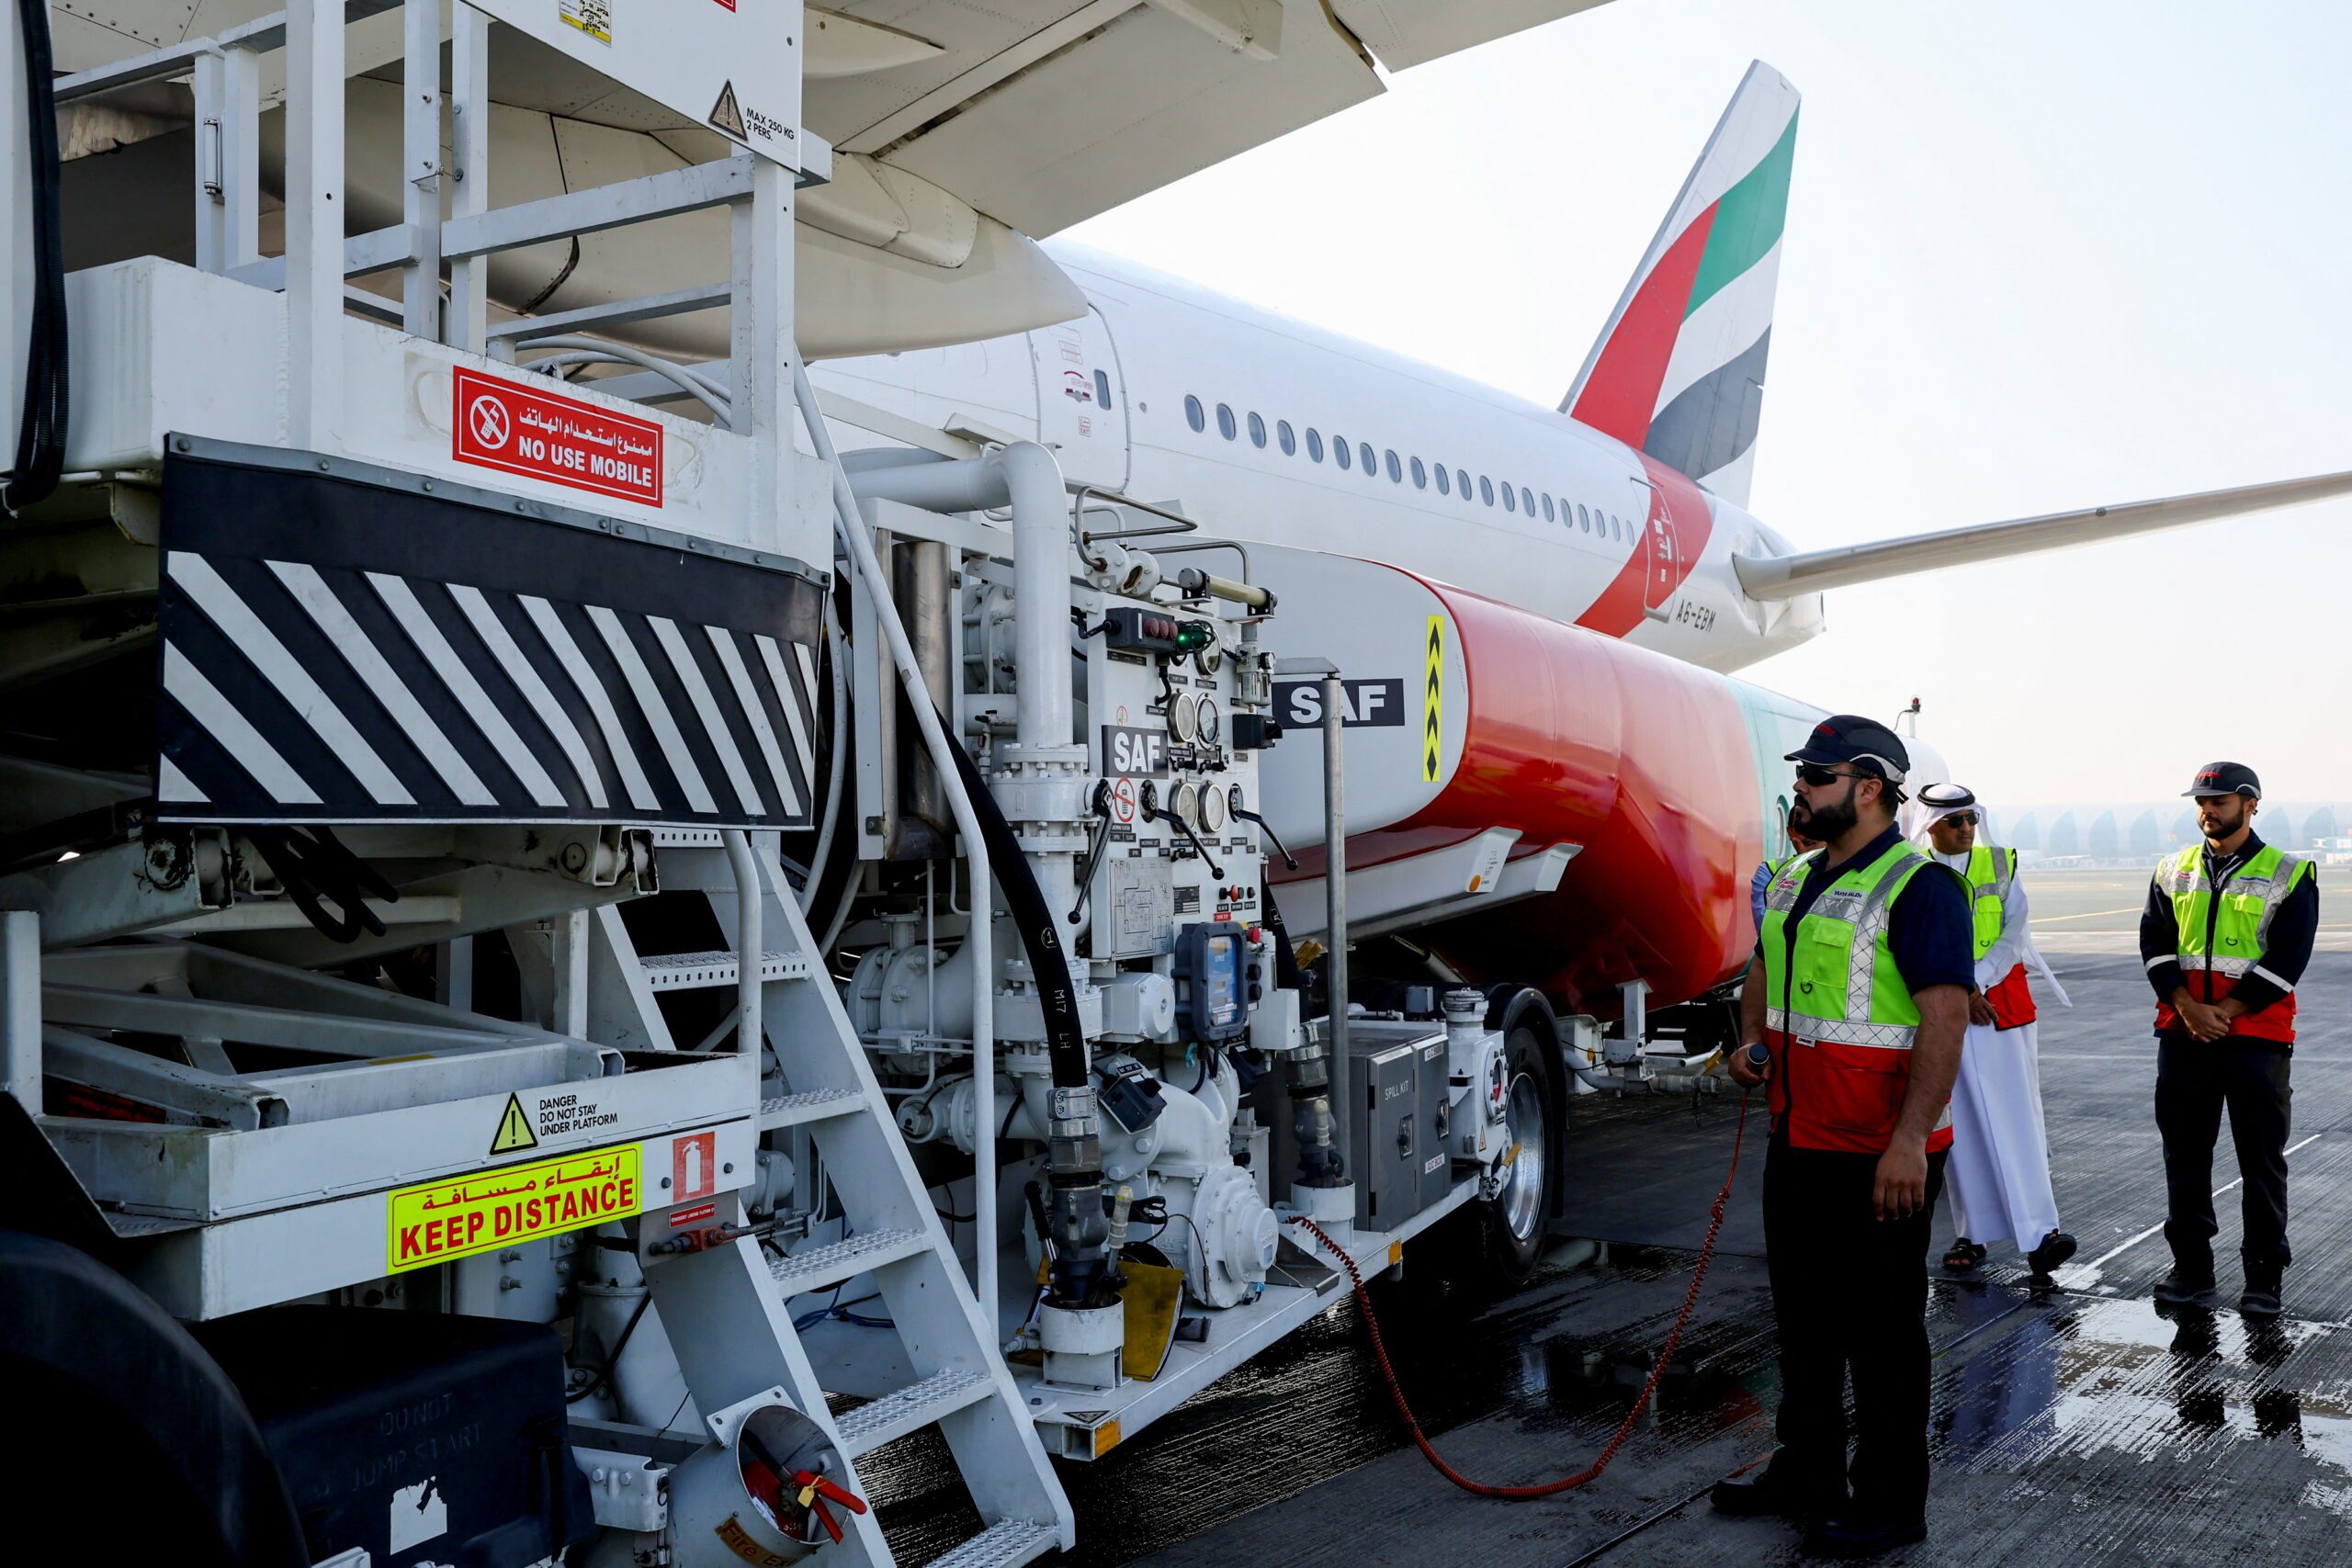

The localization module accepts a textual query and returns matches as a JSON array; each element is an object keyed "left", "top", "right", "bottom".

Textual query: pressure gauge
[
  {"left": 1172, "top": 781, "right": 1202, "bottom": 829},
  {"left": 1196, "top": 639, "right": 1224, "bottom": 674},
  {"left": 1195, "top": 696, "right": 1222, "bottom": 747},
  {"left": 1202, "top": 781, "right": 1227, "bottom": 832},
  {"left": 1227, "top": 783, "right": 1247, "bottom": 817},
  {"left": 1169, "top": 691, "right": 1200, "bottom": 743}
]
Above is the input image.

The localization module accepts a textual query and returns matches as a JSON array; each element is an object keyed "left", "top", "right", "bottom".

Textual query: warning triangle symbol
[
  {"left": 708, "top": 80, "right": 747, "bottom": 141},
  {"left": 490, "top": 1092, "right": 538, "bottom": 1156}
]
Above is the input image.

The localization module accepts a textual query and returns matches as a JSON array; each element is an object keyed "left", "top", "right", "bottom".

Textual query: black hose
[
  {"left": 940, "top": 737, "right": 1088, "bottom": 1093},
  {"left": 4, "top": 0, "right": 67, "bottom": 514},
  {"left": 938, "top": 731, "right": 1112, "bottom": 1303}
]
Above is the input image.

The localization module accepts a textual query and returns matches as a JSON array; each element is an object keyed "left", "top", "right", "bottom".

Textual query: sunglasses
[
  {"left": 1939, "top": 812, "right": 1979, "bottom": 828},
  {"left": 1794, "top": 763, "right": 1867, "bottom": 787}
]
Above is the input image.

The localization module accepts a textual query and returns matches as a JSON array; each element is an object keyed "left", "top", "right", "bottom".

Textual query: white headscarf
[{"left": 1907, "top": 783, "right": 2070, "bottom": 1007}]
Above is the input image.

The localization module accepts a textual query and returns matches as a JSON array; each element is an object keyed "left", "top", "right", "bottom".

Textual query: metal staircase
[{"left": 621, "top": 845, "right": 1073, "bottom": 1566}]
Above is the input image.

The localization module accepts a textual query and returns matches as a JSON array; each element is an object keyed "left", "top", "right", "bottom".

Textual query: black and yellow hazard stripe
[{"left": 1422, "top": 615, "right": 1443, "bottom": 783}]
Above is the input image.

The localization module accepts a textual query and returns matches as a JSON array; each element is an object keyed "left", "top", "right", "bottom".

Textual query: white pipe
[
  {"left": 720, "top": 830, "right": 760, "bottom": 1058},
  {"left": 791, "top": 357, "right": 1001, "bottom": 1329},
  {"left": 847, "top": 443, "right": 1075, "bottom": 915}
]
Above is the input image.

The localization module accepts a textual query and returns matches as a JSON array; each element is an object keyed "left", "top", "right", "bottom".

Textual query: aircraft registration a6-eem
[{"left": 6, "top": 4, "right": 2352, "bottom": 1565}]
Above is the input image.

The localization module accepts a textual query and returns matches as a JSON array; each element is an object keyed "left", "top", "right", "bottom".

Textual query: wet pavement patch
[{"left": 881, "top": 949, "right": 2352, "bottom": 1564}]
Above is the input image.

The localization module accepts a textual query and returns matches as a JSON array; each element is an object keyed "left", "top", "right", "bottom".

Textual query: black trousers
[
  {"left": 1761, "top": 1137, "right": 1946, "bottom": 1519},
  {"left": 2154, "top": 1035, "right": 2292, "bottom": 1272}
]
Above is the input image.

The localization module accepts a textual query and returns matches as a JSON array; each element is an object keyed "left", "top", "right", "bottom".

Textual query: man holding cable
[{"left": 1716, "top": 716, "right": 1974, "bottom": 1559}]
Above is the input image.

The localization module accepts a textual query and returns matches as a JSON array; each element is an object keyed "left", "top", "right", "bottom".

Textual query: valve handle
[
  {"left": 1142, "top": 789, "right": 1225, "bottom": 880},
  {"left": 1229, "top": 798, "right": 1296, "bottom": 870}
]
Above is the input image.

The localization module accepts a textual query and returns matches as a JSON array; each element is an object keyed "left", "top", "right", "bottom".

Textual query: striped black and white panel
[{"left": 153, "top": 446, "right": 826, "bottom": 829}]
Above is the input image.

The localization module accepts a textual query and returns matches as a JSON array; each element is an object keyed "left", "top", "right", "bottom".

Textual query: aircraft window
[
  {"left": 1185, "top": 395, "right": 1204, "bottom": 433},
  {"left": 1577, "top": 503, "right": 1589, "bottom": 533},
  {"left": 1611, "top": 514, "right": 1623, "bottom": 541},
  {"left": 1385, "top": 449, "right": 1401, "bottom": 483},
  {"left": 1094, "top": 369, "right": 1112, "bottom": 409},
  {"left": 1410, "top": 457, "right": 1427, "bottom": 489},
  {"left": 1543, "top": 494, "right": 1556, "bottom": 522},
  {"left": 1521, "top": 487, "right": 1535, "bottom": 515},
  {"left": 1248, "top": 412, "right": 1267, "bottom": 448},
  {"left": 1456, "top": 468, "right": 1471, "bottom": 500},
  {"left": 1278, "top": 420, "right": 1295, "bottom": 456},
  {"left": 1217, "top": 404, "right": 1238, "bottom": 440},
  {"left": 1479, "top": 476, "right": 1494, "bottom": 505},
  {"left": 1501, "top": 484, "right": 1517, "bottom": 513},
  {"left": 1359, "top": 442, "right": 1375, "bottom": 476},
  {"left": 1335, "top": 435, "right": 1352, "bottom": 469},
  {"left": 1435, "top": 465, "right": 1451, "bottom": 496},
  {"left": 1306, "top": 428, "right": 1324, "bottom": 462}
]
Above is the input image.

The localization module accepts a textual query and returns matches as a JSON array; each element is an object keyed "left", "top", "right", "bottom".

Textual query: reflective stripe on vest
[
  {"left": 1761, "top": 840, "right": 1928, "bottom": 1047},
  {"left": 2157, "top": 841, "right": 2310, "bottom": 978},
  {"left": 1964, "top": 843, "right": 2013, "bottom": 963},
  {"left": 1760, "top": 838, "right": 1951, "bottom": 1151}
]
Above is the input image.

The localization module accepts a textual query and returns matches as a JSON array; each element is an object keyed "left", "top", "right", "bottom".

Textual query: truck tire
[
  {"left": 0, "top": 1230, "right": 309, "bottom": 1568},
  {"left": 1477, "top": 1011, "right": 1562, "bottom": 1286}
]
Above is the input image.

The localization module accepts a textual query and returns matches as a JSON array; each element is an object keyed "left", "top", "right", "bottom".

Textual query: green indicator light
[{"left": 1175, "top": 621, "right": 1213, "bottom": 652}]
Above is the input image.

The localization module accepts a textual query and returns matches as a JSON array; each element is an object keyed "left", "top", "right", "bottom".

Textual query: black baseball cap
[
  {"left": 2183, "top": 761, "right": 2261, "bottom": 800},
  {"left": 1786, "top": 715, "right": 1911, "bottom": 783}
]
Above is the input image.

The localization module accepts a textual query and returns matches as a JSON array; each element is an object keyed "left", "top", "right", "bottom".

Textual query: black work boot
[
  {"left": 2241, "top": 1258, "right": 2285, "bottom": 1322},
  {"left": 2154, "top": 1258, "right": 2220, "bottom": 1311}
]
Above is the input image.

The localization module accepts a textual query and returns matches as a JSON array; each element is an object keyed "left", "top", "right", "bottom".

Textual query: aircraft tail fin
[{"left": 1561, "top": 61, "right": 1800, "bottom": 508}]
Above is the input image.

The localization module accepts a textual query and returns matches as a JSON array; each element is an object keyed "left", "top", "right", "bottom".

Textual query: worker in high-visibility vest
[
  {"left": 1749, "top": 821, "right": 1822, "bottom": 936},
  {"left": 1718, "top": 716, "right": 1973, "bottom": 1560},
  {"left": 1912, "top": 784, "right": 2075, "bottom": 1285},
  {"left": 2142, "top": 761, "right": 2319, "bottom": 1322}
]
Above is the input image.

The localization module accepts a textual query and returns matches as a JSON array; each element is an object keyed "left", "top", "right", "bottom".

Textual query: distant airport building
[{"left": 2003, "top": 800, "right": 2352, "bottom": 866}]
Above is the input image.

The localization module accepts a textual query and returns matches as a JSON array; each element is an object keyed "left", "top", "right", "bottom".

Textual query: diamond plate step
[
  {"left": 928, "top": 1518, "right": 1063, "bottom": 1568},
  {"left": 759, "top": 1087, "right": 866, "bottom": 1131},
  {"left": 640, "top": 949, "right": 809, "bottom": 990},
  {"left": 835, "top": 1367, "right": 993, "bottom": 1457},
  {"left": 767, "top": 1227, "right": 928, "bottom": 1297}
]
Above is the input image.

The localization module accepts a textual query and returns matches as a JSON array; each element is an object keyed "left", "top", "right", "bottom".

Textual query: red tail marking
[{"left": 1567, "top": 204, "right": 1716, "bottom": 447}]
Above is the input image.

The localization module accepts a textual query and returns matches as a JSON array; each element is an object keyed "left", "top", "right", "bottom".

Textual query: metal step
[
  {"left": 767, "top": 1227, "right": 929, "bottom": 1297},
  {"left": 928, "top": 1518, "right": 1064, "bottom": 1568},
  {"left": 650, "top": 828, "right": 724, "bottom": 848},
  {"left": 639, "top": 949, "right": 810, "bottom": 990},
  {"left": 759, "top": 1086, "right": 866, "bottom": 1130},
  {"left": 834, "top": 1367, "right": 993, "bottom": 1458}
]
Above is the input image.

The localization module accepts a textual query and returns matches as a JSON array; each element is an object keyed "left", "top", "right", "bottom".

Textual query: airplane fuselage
[{"left": 814, "top": 243, "right": 1827, "bottom": 673}]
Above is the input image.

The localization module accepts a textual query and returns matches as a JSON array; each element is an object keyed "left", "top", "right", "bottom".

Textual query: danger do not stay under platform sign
[{"left": 388, "top": 1143, "right": 642, "bottom": 1272}]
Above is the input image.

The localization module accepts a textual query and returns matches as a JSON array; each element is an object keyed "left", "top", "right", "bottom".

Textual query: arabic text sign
[
  {"left": 453, "top": 367, "right": 664, "bottom": 508},
  {"left": 388, "top": 1143, "right": 642, "bottom": 1272}
]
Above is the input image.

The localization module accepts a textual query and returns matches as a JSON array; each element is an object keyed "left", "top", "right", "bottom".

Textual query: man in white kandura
[{"left": 1914, "top": 784, "right": 2077, "bottom": 1286}]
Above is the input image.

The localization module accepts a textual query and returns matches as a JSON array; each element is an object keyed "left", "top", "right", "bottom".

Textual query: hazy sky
[{"left": 1063, "top": 0, "right": 2352, "bottom": 807}]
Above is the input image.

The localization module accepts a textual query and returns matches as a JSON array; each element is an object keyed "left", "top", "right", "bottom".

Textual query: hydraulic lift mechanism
[{"left": 0, "top": 5, "right": 1545, "bottom": 1565}]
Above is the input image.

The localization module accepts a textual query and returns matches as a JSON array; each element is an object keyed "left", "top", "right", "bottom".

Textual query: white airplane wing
[
  {"left": 814, "top": 0, "right": 1617, "bottom": 238},
  {"left": 1733, "top": 469, "right": 2352, "bottom": 599}
]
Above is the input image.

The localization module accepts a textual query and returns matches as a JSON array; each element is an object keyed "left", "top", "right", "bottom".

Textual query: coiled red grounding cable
[{"left": 1282, "top": 1090, "right": 1751, "bottom": 1499}]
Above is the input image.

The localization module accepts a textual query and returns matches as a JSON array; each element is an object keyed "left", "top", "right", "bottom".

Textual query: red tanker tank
[{"left": 1254, "top": 550, "right": 1827, "bottom": 1016}]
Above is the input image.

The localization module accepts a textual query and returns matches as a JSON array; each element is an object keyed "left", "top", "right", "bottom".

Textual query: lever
[
  {"left": 1141, "top": 781, "right": 1226, "bottom": 879},
  {"left": 1228, "top": 789, "right": 1296, "bottom": 870},
  {"left": 1068, "top": 779, "right": 1115, "bottom": 925}
]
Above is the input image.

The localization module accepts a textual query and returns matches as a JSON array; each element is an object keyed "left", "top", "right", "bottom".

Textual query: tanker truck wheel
[
  {"left": 1477, "top": 1013, "right": 1561, "bottom": 1286},
  {"left": 1418, "top": 990, "right": 1562, "bottom": 1294},
  {"left": 0, "top": 1230, "right": 310, "bottom": 1568}
]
